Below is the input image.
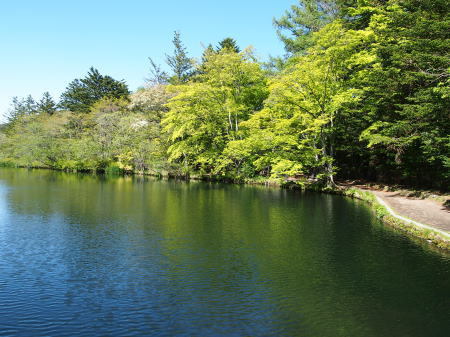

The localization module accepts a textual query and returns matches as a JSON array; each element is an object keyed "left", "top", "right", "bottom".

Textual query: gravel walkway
[{"left": 370, "top": 190, "right": 450, "bottom": 233}]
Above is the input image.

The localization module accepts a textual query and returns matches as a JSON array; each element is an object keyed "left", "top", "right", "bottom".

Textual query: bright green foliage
[
  {"left": 59, "top": 67, "right": 130, "bottom": 113},
  {"left": 163, "top": 49, "right": 268, "bottom": 175},
  {"left": 1, "top": 0, "right": 448, "bottom": 190},
  {"left": 128, "top": 85, "right": 174, "bottom": 174},
  {"left": 230, "top": 22, "right": 376, "bottom": 183},
  {"left": 0, "top": 112, "right": 69, "bottom": 168},
  {"left": 201, "top": 44, "right": 215, "bottom": 63},
  {"left": 1, "top": 86, "right": 172, "bottom": 175},
  {"left": 65, "top": 90, "right": 172, "bottom": 174},
  {"left": 353, "top": 0, "right": 450, "bottom": 188}
]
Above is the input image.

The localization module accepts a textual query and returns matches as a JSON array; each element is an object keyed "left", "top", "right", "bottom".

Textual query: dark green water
[{"left": 0, "top": 168, "right": 448, "bottom": 337}]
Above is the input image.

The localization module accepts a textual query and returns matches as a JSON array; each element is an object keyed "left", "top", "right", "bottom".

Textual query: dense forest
[{"left": 1, "top": 0, "right": 449, "bottom": 190}]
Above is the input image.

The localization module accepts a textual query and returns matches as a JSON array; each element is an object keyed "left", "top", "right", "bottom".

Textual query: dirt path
[
  {"left": 338, "top": 182, "right": 450, "bottom": 234},
  {"left": 370, "top": 190, "right": 450, "bottom": 233}
]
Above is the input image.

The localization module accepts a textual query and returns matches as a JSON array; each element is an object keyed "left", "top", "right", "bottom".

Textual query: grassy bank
[
  {"left": 322, "top": 186, "right": 450, "bottom": 253},
  {"left": 250, "top": 176, "right": 450, "bottom": 253}
]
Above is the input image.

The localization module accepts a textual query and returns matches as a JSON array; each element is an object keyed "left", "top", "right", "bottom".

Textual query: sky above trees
[
  {"left": 0, "top": 0, "right": 295, "bottom": 122},
  {"left": 2, "top": 0, "right": 448, "bottom": 190}
]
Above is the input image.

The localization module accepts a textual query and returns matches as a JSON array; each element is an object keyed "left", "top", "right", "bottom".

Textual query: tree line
[{"left": 1, "top": 0, "right": 448, "bottom": 190}]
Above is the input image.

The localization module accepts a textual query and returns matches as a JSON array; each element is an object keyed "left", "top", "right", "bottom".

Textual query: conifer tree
[
  {"left": 165, "top": 31, "right": 194, "bottom": 84},
  {"left": 147, "top": 58, "right": 169, "bottom": 85},
  {"left": 38, "top": 92, "right": 57, "bottom": 115},
  {"left": 59, "top": 67, "right": 130, "bottom": 112},
  {"left": 216, "top": 38, "right": 240, "bottom": 53},
  {"left": 274, "top": 0, "right": 352, "bottom": 53}
]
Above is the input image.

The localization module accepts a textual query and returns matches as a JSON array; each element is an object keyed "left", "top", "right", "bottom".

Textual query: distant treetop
[
  {"left": 59, "top": 67, "right": 130, "bottom": 113},
  {"left": 217, "top": 38, "right": 240, "bottom": 53}
]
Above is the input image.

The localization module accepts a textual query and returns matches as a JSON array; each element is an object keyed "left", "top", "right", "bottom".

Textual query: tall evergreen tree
[
  {"left": 37, "top": 92, "right": 57, "bottom": 115},
  {"left": 7, "top": 97, "right": 26, "bottom": 124},
  {"left": 165, "top": 31, "right": 194, "bottom": 84},
  {"left": 24, "top": 95, "right": 37, "bottom": 114},
  {"left": 201, "top": 44, "right": 215, "bottom": 63},
  {"left": 216, "top": 38, "right": 240, "bottom": 53},
  {"left": 7, "top": 95, "right": 36, "bottom": 122},
  {"left": 59, "top": 67, "right": 130, "bottom": 112},
  {"left": 147, "top": 57, "right": 169, "bottom": 85},
  {"left": 274, "top": 0, "right": 353, "bottom": 53}
]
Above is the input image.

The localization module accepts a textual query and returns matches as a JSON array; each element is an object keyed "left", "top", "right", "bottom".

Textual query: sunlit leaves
[{"left": 163, "top": 49, "right": 268, "bottom": 174}]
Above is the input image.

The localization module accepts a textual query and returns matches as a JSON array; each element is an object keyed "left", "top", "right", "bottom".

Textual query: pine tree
[
  {"left": 7, "top": 97, "right": 27, "bottom": 123},
  {"left": 216, "top": 38, "right": 240, "bottom": 53},
  {"left": 24, "top": 95, "right": 37, "bottom": 114},
  {"left": 147, "top": 57, "right": 169, "bottom": 85},
  {"left": 274, "top": 0, "right": 352, "bottom": 54},
  {"left": 37, "top": 92, "right": 57, "bottom": 115},
  {"left": 165, "top": 31, "right": 194, "bottom": 84},
  {"left": 59, "top": 67, "right": 130, "bottom": 112},
  {"left": 201, "top": 44, "right": 215, "bottom": 63}
]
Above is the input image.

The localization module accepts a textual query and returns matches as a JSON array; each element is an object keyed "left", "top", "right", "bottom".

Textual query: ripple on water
[{"left": 0, "top": 169, "right": 449, "bottom": 337}]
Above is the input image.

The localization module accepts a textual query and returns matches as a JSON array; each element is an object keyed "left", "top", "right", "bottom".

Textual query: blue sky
[{"left": 0, "top": 0, "right": 295, "bottom": 122}]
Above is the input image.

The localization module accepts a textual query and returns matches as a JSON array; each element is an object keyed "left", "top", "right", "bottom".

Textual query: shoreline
[
  {"left": 323, "top": 186, "right": 450, "bottom": 253},
  {"left": 2, "top": 165, "right": 449, "bottom": 253}
]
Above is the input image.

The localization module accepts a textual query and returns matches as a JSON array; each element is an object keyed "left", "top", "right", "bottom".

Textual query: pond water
[{"left": 0, "top": 168, "right": 448, "bottom": 336}]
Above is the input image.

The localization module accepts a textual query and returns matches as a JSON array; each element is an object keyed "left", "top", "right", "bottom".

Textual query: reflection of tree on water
[{"left": 0, "top": 168, "right": 449, "bottom": 336}]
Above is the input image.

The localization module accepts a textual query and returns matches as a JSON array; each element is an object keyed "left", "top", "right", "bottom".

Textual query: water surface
[{"left": 0, "top": 168, "right": 448, "bottom": 336}]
